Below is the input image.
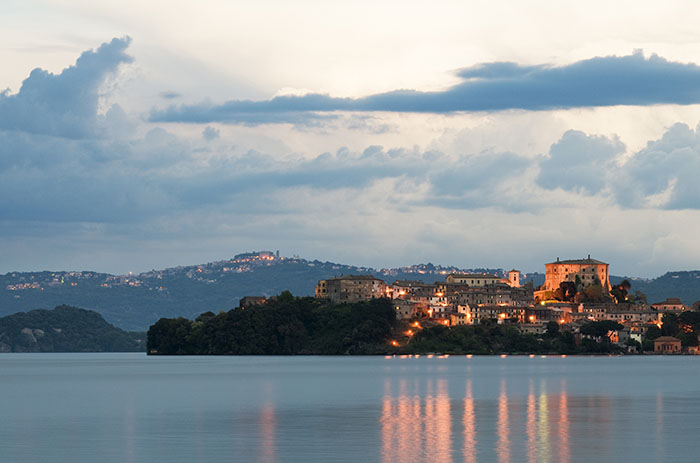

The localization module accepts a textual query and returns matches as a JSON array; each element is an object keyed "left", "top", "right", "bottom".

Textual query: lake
[{"left": 1, "top": 354, "right": 698, "bottom": 462}]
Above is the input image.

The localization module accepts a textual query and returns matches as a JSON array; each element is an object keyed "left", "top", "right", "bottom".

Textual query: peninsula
[{"left": 148, "top": 255, "right": 700, "bottom": 355}]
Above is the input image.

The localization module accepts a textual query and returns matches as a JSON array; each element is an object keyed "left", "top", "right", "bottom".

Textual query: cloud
[
  {"left": 532, "top": 123, "right": 700, "bottom": 210},
  {"left": 202, "top": 126, "right": 220, "bottom": 140},
  {"left": 159, "top": 91, "right": 181, "bottom": 99},
  {"left": 0, "top": 37, "right": 133, "bottom": 138},
  {"left": 150, "top": 51, "right": 700, "bottom": 125},
  {"left": 615, "top": 122, "right": 700, "bottom": 209},
  {"left": 537, "top": 130, "right": 625, "bottom": 194},
  {"left": 6, "top": 39, "right": 700, "bottom": 276}
]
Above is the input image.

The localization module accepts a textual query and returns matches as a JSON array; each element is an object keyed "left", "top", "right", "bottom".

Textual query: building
[
  {"left": 446, "top": 273, "right": 503, "bottom": 287},
  {"left": 453, "top": 284, "right": 533, "bottom": 307},
  {"left": 450, "top": 312, "right": 468, "bottom": 326},
  {"left": 544, "top": 255, "right": 610, "bottom": 291},
  {"left": 654, "top": 336, "right": 681, "bottom": 353},
  {"left": 507, "top": 270, "right": 521, "bottom": 288},
  {"left": 526, "top": 306, "right": 572, "bottom": 324},
  {"left": 393, "top": 299, "right": 424, "bottom": 320},
  {"left": 391, "top": 280, "right": 437, "bottom": 302},
  {"left": 315, "top": 275, "right": 388, "bottom": 303},
  {"left": 239, "top": 296, "right": 267, "bottom": 309},
  {"left": 652, "top": 298, "right": 687, "bottom": 312},
  {"left": 467, "top": 305, "right": 526, "bottom": 324},
  {"left": 578, "top": 303, "right": 661, "bottom": 324},
  {"left": 315, "top": 280, "right": 328, "bottom": 299}
]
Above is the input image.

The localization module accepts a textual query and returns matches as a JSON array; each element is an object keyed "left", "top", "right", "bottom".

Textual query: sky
[{"left": 3, "top": 1, "right": 700, "bottom": 277}]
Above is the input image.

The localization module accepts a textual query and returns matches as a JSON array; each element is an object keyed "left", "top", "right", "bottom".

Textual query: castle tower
[
  {"left": 508, "top": 270, "right": 520, "bottom": 288},
  {"left": 544, "top": 256, "right": 610, "bottom": 291}
]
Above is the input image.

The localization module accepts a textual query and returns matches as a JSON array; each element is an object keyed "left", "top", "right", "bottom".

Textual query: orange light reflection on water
[
  {"left": 463, "top": 380, "right": 476, "bottom": 463},
  {"left": 380, "top": 374, "right": 575, "bottom": 463},
  {"left": 526, "top": 381, "right": 537, "bottom": 463},
  {"left": 381, "top": 379, "right": 453, "bottom": 463},
  {"left": 559, "top": 380, "right": 569, "bottom": 463},
  {"left": 497, "top": 379, "right": 510, "bottom": 463},
  {"left": 259, "top": 402, "right": 276, "bottom": 463}
]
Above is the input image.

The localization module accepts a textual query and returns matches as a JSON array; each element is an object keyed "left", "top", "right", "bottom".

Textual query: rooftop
[
  {"left": 328, "top": 274, "right": 384, "bottom": 281},
  {"left": 393, "top": 280, "right": 431, "bottom": 287},
  {"left": 652, "top": 298, "right": 683, "bottom": 305},
  {"left": 448, "top": 273, "right": 501, "bottom": 279},
  {"left": 547, "top": 255, "right": 608, "bottom": 266}
]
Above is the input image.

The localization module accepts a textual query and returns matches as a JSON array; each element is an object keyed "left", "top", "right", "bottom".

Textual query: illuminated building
[
  {"left": 507, "top": 269, "right": 520, "bottom": 288},
  {"left": 653, "top": 336, "right": 681, "bottom": 353},
  {"left": 651, "top": 298, "right": 688, "bottom": 312},
  {"left": 393, "top": 299, "right": 424, "bottom": 320},
  {"left": 543, "top": 255, "right": 610, "bottom": 291},
  {"left": 446, "top": 273, "right": 503, "bottom": 287}
]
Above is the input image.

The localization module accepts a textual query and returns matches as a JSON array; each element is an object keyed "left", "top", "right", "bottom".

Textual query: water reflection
[
  {"left": 558, "top": 380, "right": 569, "bottom": 463},
  {"left": 382, "top": 378, "right": 453, "bottom": 462},
  {"left": 381, "top": 375, "right": 576, "bottom": 463},
  {"left": 463, "top": 380, "right": 476, "bottom": 463},
  {"left": 538, "top": 382, "right": 550, "bottom": 463},
  {"left": 259, "top": 402, "right": 276, "bottom": 463},
  {"left": 2, "top": 356, "right": 694, "bottom": 463},
  {"left": 656, "top": 393, "right": 664, "bottom": 461},
  {"left": 497, "top": 379, "right": 510, "bottom": 463},
  {"left": 526, "top": 381, "right": 537, "bottom": 463}
]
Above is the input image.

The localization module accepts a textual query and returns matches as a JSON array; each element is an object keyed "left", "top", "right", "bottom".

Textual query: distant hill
[
  {"left": 2, "top": 252, "right": 699, "bottom": 331},
  {"left": 0, "top": 253, "right": 505, "bottom": 330},
  {"left": 0, "top": 305, "right": 145, "bottom": 352},
  {"left": 610, "top": 272, "right": 700, "bottom": 305}
]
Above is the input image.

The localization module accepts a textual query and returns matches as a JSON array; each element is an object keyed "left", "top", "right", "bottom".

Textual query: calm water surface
[{"left": 1, "top": 354, "right": 699, "bottom": 462}]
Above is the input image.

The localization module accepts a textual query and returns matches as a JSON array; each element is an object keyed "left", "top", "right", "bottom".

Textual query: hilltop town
[{"left": 307, "top": 256, "right": 700, "bottom": 353}]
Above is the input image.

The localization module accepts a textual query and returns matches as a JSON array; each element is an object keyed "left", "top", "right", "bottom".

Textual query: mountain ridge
[{"left": 2, "top": 251, "right": 699, "bottom": 330}]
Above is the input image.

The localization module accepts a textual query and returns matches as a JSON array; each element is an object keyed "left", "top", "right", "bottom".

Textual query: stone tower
[{"left": 508, "top": 270, "right": 520, "bottom": 288}]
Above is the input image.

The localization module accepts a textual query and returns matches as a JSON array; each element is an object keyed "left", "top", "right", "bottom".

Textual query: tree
[
  {"left": 644, "top": 325, "right": 662, "bottom": 341},
  {"left": 582, "top": 281, "right": 604, "bottom": 302},
  {"left": 679, "top": 311, "right": 700, "bottom": 329},
  {"left": 580, "top": 320, "right": 623, "bottom": 340},
  {"left": 545, "top": 321, "right": 560, "bottom": 338},
  {"left": 277, "top": 290, "right": 295, "bottom": 303},
  {"left": 195, "top": 311, "right": 216, "bottom": 323},
  {"left": 630, "top": 291, "right": 647, "bottom": 304},
  {"left": 661, "top": 313, "right": 679, "bottom": 337},
  {"left": 610, "top": 280, "right": 631, "bottom": 304}
]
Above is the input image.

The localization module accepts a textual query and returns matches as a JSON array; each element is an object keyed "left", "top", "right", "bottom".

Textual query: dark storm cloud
[{"left": 149, "top": 51, "right": 700, "bottom": 125}]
